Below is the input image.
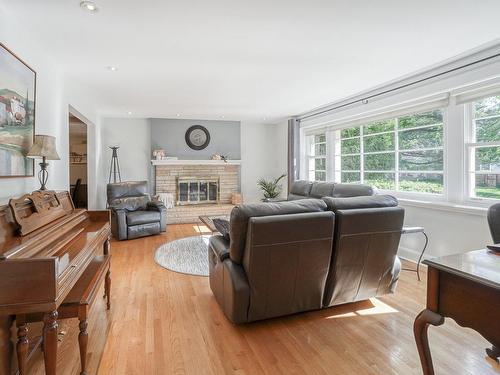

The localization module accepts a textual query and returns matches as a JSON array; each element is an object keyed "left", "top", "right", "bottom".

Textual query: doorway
[{"left": 69, "top": 113, "right": 88, "bottom": 208}]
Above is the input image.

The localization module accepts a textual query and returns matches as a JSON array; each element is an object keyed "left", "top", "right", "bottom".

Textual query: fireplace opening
[{"left": 177, "top": 176, "right": 219, "bottom": 205}]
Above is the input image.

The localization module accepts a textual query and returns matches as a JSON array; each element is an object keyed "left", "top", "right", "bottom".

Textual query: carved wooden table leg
[
  {"left": 16, "top": 321, "right": 28, "bottom": 375},
  {"left": 105, "top": 268, "right": 111, "bottom": 310},
  {"left": 43, "top": 310, "right": 58, "bottom": 375},
  {"left": 414, "top": 309, "right": 444, "bottom": 375},
  {"left": 78, "top": 317, "right": 88, "bottom": 375}
]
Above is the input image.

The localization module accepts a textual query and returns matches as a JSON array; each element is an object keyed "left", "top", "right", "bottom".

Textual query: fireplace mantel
[{"left": 151, "top": 159, "right": 241, "bottom": 166}]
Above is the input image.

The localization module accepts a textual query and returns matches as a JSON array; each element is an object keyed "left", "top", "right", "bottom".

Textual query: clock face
[
  {"left": 185, "top": 125, "right": 210, "bottom": 150},
  {"left": 189, "top": 129, "right": 207, "bottom": 146}
]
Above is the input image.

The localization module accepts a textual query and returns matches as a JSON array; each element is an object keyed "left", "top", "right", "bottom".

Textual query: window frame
[
  {"left": 305, "top": 132, "right": 327, "bottom": 182},
  {"left": 463, "top": 99, "right": 500, "bottom": 205},
  {"left": 332, "top": 110, "right": 446, "bottom": 197}
]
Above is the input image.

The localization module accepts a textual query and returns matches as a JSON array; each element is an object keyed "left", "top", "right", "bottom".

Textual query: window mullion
[
  {"left": 360, "top": 127, "right": 364, "bottom": 183},
  {"left": 395, "top": 119, "right": 400, "bottom": 191}
]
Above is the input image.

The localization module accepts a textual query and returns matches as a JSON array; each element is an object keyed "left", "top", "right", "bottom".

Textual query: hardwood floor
[{"left": 28, "top": 224, "right": 500, "bottom": 374}]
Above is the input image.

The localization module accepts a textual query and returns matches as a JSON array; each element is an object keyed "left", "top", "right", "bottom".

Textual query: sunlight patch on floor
[
  {"left": 325, "top": 298, "right": 399, "bottom": 319},
  {"left": 193, "top": 224, "right": 211, "bottom": 234}
]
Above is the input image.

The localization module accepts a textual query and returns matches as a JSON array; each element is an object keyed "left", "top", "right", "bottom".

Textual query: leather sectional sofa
[{"left": 208, "top": 182, "right": 404, "bottom": 324}]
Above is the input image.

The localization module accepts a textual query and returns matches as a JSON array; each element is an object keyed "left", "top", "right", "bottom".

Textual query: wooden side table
[{"left": 401, "top": 226, "right": 428, "bottom": 281}]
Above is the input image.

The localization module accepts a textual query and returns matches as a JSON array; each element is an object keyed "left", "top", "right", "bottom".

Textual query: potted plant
[{"left": 257, "top": 174, "right": 287, "bottom": 201}]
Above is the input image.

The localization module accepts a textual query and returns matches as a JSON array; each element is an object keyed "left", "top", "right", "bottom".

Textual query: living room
[{"left": 0, "top": 1, "right": 499, "bottom": 374}]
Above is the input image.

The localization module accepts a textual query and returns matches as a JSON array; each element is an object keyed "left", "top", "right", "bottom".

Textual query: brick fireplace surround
[{"left": 152, "top": 160, "right": 241, "bottom": 224}]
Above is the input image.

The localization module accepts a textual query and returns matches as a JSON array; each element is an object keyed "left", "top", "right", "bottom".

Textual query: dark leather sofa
[
  {"left": 107, "top": 181, "right": 167, "bottom": 240},
  {"left": 209, "top": 189, "right": 403, "bottom": 324},
  {"left": 288, "top": 180, "right": 377, "bottom": 200}
]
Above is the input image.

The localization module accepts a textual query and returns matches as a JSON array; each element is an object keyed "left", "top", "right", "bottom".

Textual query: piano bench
[{"left": 58, "top": 255, "right": 111, "bottom": 375}]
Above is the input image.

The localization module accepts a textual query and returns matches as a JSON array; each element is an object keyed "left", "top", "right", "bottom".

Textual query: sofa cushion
[
  {"left": 287, "top": 193, "right": 308, "bottom": 201},
  {"left": 310, "top": 182, "right": 335, "bottom": 198},
  {"left": 107, "top": 181, "right": 149, "bottom": 201},
  {"left": 229, "top": 199, "right": 327, "bottom": 264},
  {"left": 322, "top": 195, "right": 398, "bottom": 212},
  {"left": 127, "top": 222, "right": 160, "bottom": 239},
  {"left": 126, "top": 210, "right": 161, "bottom": 226},
  {"left": 111, "top": 196, "right": 150, "bottom": 211},
  {"left": 331, "top": 183, "right": 376, "bottom": 198},
  {"left": 289, "top": 180, "right": 313, "bottom": 197}
]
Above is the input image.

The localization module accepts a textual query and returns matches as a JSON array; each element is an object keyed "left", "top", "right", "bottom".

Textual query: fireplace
[{"left": 177, "top": 176, "right": 219, "bottom": 205}]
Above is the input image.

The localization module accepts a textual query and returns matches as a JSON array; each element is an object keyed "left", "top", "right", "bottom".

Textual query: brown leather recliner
[
  {"left": 208, "top": 195, "right": 404, "bottom": 324},
  {"left": 209, "top": 199, "right": 334, "bottom": 324}
]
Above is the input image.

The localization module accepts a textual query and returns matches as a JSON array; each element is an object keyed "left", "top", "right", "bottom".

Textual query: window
[
  {"left": 466, "top": 95, "right": 500, "bottom": 200},
  {"left": 306, "top": 133, "right": 327, "bottom": 181},
  {"left": 334, "top": 110, "right": 444, "bottom": 193}
]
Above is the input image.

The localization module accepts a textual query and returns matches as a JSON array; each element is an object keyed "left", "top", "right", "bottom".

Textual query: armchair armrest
[
  {"left": 146, "top": 200, "right": 167, "bottom": 232},
  {"left": 110, "top": 208, "right": 127, "bottom": 240},
  {"left": 209, "top": 235, "right": 230, "bottom": 262}
]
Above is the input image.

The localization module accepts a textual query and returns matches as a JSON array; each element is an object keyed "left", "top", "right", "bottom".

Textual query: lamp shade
[{"left": 27, "top": 135, "right": 60, "bottom": 160}]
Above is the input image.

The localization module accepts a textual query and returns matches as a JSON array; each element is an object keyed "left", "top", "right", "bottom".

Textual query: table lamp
[{"left": 27, "top": 135, "right": 60, "bottom": 191}]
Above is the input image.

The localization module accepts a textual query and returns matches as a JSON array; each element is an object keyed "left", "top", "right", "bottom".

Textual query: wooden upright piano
[{"left": 0, "top": 190, "right": 111, "bottom": 375}]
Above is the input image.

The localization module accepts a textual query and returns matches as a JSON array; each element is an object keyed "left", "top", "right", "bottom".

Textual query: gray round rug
[{"left": 154, "top": 235, "right": 210, "bottom": 276}]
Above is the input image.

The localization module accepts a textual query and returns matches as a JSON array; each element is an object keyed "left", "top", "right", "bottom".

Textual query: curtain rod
[{"left": 298, "top": 52, "right": 500, "bottom": 122}]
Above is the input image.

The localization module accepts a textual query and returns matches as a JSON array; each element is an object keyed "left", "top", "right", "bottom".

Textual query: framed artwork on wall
[{"left": 0, "top": 42, "right": 36, "bottom": 178}]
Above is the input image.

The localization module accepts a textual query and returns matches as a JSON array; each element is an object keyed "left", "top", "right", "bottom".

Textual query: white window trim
[{"left": 462, "top": 100, "right": 500, "bottom": 207}]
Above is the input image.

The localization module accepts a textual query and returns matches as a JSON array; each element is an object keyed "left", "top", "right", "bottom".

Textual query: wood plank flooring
[{"left": 28, "top": 224, "right": 500, "bottom": 374}]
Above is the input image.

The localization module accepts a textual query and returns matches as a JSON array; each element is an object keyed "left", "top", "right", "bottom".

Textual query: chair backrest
[
  {"left": 72, "top": 178, "right": 82, "bottom": 203},
  {"left": 288, "top": 180, "right": 376, "bottom": 200},
  {"left": 322, "top": 195, "right": 404, "bottom": 307},
  {"left": 228, "top": 199, "right": 327, "bottom": 264},
  {"left": 107, "top": 181, "right": 150, "bottom": 211},
  {"left": 488, "top": 202, "right": 500, "bottom": 243},
  {"left": 243, "top": 211, "right": 335, "bottom": 321}
]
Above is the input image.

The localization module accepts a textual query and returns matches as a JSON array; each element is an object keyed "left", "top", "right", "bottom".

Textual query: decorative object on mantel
[
  {"left": 154, "top": 236, "right": 210, "bottom": 276},
  {"left": 108, "top": 146, "right": 122, "bottom": 183},
  {"left": 152, "top": 149, "right": 166, "bottom": 160},
  {"left": 0, "top": 42, "right": 36, "bottom": 178},
  {"left": 27, "top": 135, "right": 60, "bottom": 190},
  {"left": 257, "top": 173, "right": 286, "bottom": 201},
  {"left": 185, "top": 125, "right": 210, "bottom": 150},
  {"left": 211, "top": 153, "right": 229, "bottom": 162},
  {"left": 231, "top": 192, "right": 242, "bottom": 205}
]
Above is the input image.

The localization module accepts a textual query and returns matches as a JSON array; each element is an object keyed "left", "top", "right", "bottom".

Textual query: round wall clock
[{"left": 185, "top": 125, "right": 210, "bottom": 150}]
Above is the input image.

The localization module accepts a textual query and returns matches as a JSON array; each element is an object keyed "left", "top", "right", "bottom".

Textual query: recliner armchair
[{"left": 107, "top": 181, "right": 167, "bottom": 240}]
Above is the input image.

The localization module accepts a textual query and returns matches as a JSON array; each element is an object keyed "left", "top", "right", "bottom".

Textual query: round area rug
[{"left": 154, "top": 235, "right": 210, "bottom": 276}]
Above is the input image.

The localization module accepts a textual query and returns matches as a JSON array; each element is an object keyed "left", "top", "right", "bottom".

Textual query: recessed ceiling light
[
  {"left": 176, "top": 114, "right": 180, "bottom": 117},
  {"left": 127, "top": 111, "right": 132, "bottom": 115},
  {"left": 106, "top": 66, "right": 118, "bottom": 72},
  {"left": 80, "top": 1, "right": 99, "bottom": 13},
  {"left": 221, "top": 115, "right": 225, "bottom": 119}
]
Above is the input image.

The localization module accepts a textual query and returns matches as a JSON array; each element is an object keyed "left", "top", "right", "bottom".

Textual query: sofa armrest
[
  {"left": 147, "top": 201, "right": 167, "bottom": 232},
  {"left": 209, "top": 235, "right": 230, "bottom": 262},
  {"left": 110, "top": 208, "right": 127, "bottom": 240}
]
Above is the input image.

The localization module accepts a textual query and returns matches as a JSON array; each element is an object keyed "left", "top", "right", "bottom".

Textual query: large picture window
[
  {"left": 306, "top": 133, "right": 327, "bottom": 182},
  {"left": 333, "top": 110, "right": 444, "bottom": 193},
  {"left": 466, "top": 95, "right": 500, "bottom": 200}
]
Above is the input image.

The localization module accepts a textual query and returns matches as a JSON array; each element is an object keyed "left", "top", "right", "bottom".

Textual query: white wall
[
  {"left": 0, "top": 8, "right": 100, "bottom": 206},
  {"left": 240, "top": 121, "right": 288, "bottom": 203},
  {"left": 97, "top": 118, "right": 151, "bottom": 208}
]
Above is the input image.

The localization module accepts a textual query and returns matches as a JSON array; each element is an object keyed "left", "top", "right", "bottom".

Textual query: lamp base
[{"left": 38, "top": 157, "right": 49, "bottom": 191}]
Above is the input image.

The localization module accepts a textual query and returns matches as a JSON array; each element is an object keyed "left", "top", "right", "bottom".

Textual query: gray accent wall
[{"left": 150, "top": 118, "right": 241, "bottom": 160}]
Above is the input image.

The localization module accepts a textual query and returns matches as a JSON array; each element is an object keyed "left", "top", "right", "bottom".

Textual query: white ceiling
[{"left": 3, "top": 0, "right": 500, "bottom": 122}]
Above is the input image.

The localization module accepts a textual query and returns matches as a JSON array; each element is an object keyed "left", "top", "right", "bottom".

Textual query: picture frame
[{"left": 0, "top": 42, "right": 36, "bottom": 178}]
